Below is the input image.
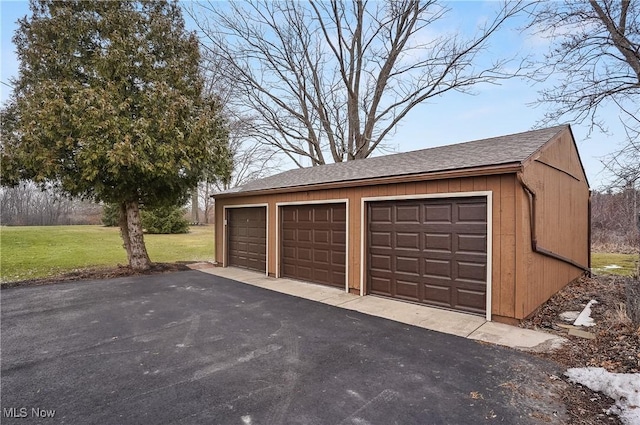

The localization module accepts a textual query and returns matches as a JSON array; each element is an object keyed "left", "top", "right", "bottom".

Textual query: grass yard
[
  {"left": 591, "top": 252, "right": 638, "bottom": 277},
  {"left": 0, "top": 225, "right": 214, "bottom": 282}
]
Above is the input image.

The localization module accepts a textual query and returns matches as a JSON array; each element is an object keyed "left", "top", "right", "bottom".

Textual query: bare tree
[
  {"left": 527, "top": 0, "right": 639, "bottom": 193},
  {"left": 188, "top": 0, "right": 526, "bottom": 167},
  {"left": 601, "top": 110, "right": 640, "bottom": 190},
  {"left": 527, "top": 0, "right": 639, "bottom": 131},
  {"left": 591, "top": 187, "right": 639, "bottom": 252},
  {"left": 199, "top": 118, "right": 282, "bottom": 223}
]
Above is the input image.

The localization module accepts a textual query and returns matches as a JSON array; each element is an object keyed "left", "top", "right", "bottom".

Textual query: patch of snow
[
  {"left": 566, "top": 367, "right": 640, "bottom": 425},
  {"left": 573, "top": 300, "right": 598, "bottom": 327},
  {"left": 604, "top": 265, "right": 623, "bottom": 269},
  {"left": 559, "top": 311, "right": 580, "bottom": 322}
]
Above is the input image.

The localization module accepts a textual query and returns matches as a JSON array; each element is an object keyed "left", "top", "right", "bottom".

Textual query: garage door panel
[
  {"left": 331, "top": 251, "right": 346, "bottom": 265},
  {"left": 368, "top": 197, "right": 487, "bottom": 314},
  {"left": 332, "top": 207, "right": 346, "bottom": 222},
  {"left": 425, "top": 258, "right": 451, "bottom": 278},
  {"left": 281, "top": 204, "right": 346, "bottom": 288},
  {"left": 457, "top": 203, "right": 486, "bottom": 222},
  {"left": 396, "top": 205, "right": 420, "bottom": 223},
  {"left": 371, "top": 232, "right": 391, "bottom": 247},
  {"left": 370, "top": 254, "right": 391, "bottom": 271},
  {"left": 298, "top": 229, "right": 312, "bottom": 242},
  {"left": 314, "top": 230, "right": 330, "bottom": 244},
  {"left": 282, "top": 263, "right": 296, "bottom": 276},
  {"left": 299, "top": 209, "right": 312, "bottom": 222},
  {"left": 282, "top": 208, "right": 296, "bottom": 221},
  {"left": 396, "top": 256, "right": 420, "bottom": 274},
  {"left": 457, "top": 261, "right": 486, "bottom": 282},
  {"left": 424, "top": 204, "right": 452, "bottom": 223},
  {"left": 332, "top": 230, "right": 346, "bottom": 245},
  {"left": 370, "top": 206, "right": 392, "bottom": 223},
  {"left": 313, "top": 249, "right": 329, "bottom": 264},
  {"left": 282, "top": 246, "right": 296, "bottom": 259},
  {"left": 314, "top": 209, "right": 330, "bottom": 222},
  {"left": 396, "top": 232, "right": 420, "bottom": 250},
  {"left": 247, "top": 243, "right": 266, "bottom": 255},
  {"left": 425, "top": 233, "right": 451, "bottom": 251},
  {"left": 455, "top": 289, "right": 486, "bottom": 313},
  {"left": 282, "top": 229, "right": 296, "bottom": 241},
  {"left": 424, "top": 284, "right": 452, "bottom": 305},
  {"left": 457, "top": 234, "right": 486, "bottom": 253},
  {"left": 297, "top": 247, "right": 312, "bottom": 261},
  {"left": 227, "top": 207, "right": 267, "bottom": 273},
  {"left": 371, "top": 276, "right": 392, "bottom": 294},
  {"left": 396, "top": 280, "right": 419, "bottom": 299}
]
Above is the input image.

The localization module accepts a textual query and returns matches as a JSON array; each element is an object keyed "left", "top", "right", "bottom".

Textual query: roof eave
[{"left": 213, "top": 162, "right": 523, "bottom": 199}]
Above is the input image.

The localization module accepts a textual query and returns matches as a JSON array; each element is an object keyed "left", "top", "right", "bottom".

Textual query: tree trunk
[
  {"left": 191, "top": 190, "right": 199, "bottom": 224},
  {"left": 118, "top": 201, "right": 151, "bottom": 270}
]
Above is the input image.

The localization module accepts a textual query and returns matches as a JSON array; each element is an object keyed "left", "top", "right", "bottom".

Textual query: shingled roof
[{"left": 219, "top": 125, "right": 569, "bottom": 196}]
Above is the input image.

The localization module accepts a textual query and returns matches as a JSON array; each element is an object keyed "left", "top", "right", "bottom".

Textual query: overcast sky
[{"left": 0, "top": 1, "right": 628, "bottom": 190}]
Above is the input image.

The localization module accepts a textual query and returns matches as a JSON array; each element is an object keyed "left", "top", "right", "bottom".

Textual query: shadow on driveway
[{"left": 1, "top": 271, "right": 568, "bottom": 424}]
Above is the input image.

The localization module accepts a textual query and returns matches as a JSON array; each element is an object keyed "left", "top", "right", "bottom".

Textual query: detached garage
[{"left": 214, "top": 125, "right": 590, "bottom": 323}]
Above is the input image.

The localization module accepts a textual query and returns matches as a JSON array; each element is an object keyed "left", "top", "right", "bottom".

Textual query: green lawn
[
  {"left": 0, "top": 225, "right": 215, "bottom": 282},
  {"left": 591, "top": 252, "right": 638, "bottom": 277},
  {"left": 2, "top": 225, "right": 636, "bottom": 282}
]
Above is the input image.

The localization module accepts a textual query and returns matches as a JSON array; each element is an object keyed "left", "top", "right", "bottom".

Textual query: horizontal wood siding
[{"left": 515, "top": 131, "right": 590, "bottom": 319}]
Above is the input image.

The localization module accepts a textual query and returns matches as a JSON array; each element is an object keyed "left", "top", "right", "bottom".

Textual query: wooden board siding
[
  {"left": 515, "top": 132, "right": 589, "bottom": 319},
  {"left": 214, "top": 129, "right": 589, "bottom": 321},
  {"left": 215, "top": 174, "right": 519, "bottom": 317}
]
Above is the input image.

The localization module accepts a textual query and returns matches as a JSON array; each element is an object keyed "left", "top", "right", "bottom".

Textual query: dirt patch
[
  {"left": 0, "top": 262, "right": 193, "bottom": 290},
  {"left": 521, "top": 274, "right": 640, "bottom": 425}
]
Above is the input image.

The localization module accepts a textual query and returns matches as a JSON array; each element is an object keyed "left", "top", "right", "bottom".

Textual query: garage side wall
[
  {"left": 215, "top": 174, "right": 521, "bottom": 319},
  {"left": 515, "top": 131, "right": 590, "bottom": 319}
]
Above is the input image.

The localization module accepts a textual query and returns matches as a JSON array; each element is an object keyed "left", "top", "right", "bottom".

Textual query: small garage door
[
  {"left": 227, "top": 207, "right": 267, "bottom": 272},
  {"left": 281, "top": 204, "right": 346, "bottom": 288},
  {"left": 368, "top": 197, "right": 487, "bottom": 314}
]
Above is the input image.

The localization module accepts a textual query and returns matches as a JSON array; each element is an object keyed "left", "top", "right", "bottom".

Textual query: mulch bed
[{"left": 0, "top": 262, "right": 192, "bottom": 290}]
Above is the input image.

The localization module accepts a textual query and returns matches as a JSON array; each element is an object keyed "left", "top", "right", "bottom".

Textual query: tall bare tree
[
  {"left": 528, "top": 1, "right": 639, "bottom": 129},
  {"left": 527, "top": 1, "right": 639, "bottom": 188},
  {"left": 189, "top": 0, "right": 526, "bottom": 167},
  {"left": 199, "top": 117, "right": 282, "bottom": 223}
]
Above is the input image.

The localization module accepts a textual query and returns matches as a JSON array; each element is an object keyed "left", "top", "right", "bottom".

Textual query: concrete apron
[{"left": 190, "top": 264, "right": 566, "bottom": 353}]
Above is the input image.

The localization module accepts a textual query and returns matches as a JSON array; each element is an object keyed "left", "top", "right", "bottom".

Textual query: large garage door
[
  {"left": 227, "top": 207, "right": 267, "bottom": 272},
  {"left": 368, "top": 197, "right": 487, "bottom": 314},
  {"left": 281, "top": 204, "right": 346, "bottom": 288}
]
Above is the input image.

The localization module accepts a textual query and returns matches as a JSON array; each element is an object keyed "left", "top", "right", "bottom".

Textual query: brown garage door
[
  {"left": 227, "top": 207, "right": 267, "bottom": 272},
  {"left": 281, "top": 204, "right": 346, "bottom": 288},
  {"left": 368, "top": 197, "right": 487, "bottom": 314}
]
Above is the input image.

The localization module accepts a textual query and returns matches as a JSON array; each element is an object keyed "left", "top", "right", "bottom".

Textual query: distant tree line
[
  {"left": 0, "top": 182, "right": 102, "bottom": 226},
  {"left": 591, "top": 185, "right": 640, "bottom": 253}
]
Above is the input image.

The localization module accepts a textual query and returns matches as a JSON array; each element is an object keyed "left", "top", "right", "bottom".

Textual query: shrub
[
  {"left": 141, "top": 205, "right": 189, "bottom": 234},
  {"left": 102, "top": 203, "right": 120, "bottom": 227}
]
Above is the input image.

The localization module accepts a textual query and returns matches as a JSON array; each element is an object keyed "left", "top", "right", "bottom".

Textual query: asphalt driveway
[{"left": 1, "top": 271, "right": 567, "bottom": 424}]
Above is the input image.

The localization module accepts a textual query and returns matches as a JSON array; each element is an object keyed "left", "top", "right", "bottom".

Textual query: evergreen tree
[{"left": 1, "top": 0, "right": 230, "bottom": 269}]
